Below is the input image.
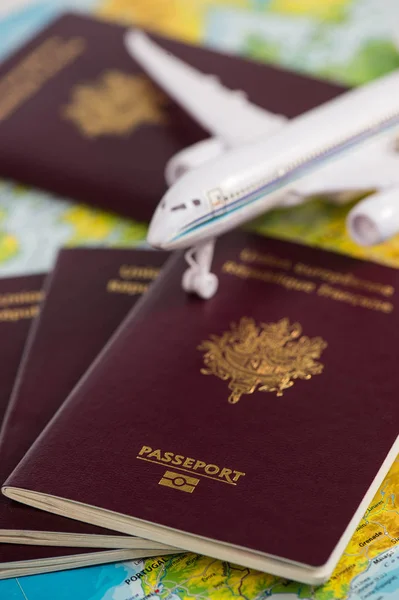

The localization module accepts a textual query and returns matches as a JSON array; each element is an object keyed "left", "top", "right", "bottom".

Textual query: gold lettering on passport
[
  {"left": 63, "top": 71, "right": 168, "bottom": 138},
  {"left": 240, "top": 248, "right": 292, "bottom": 271},
  {"left": 317, "top": 284, "right": 393, "bottom": 313},
  {"left": 0, "top": 289, "right": 43, "bottom": 322},
  {"left": 0, "top": 37, "right": 85, "bottom": 122},
  {"left": 106, "top": 263, "right": 163, "bottom": 296},
  {"left": 107, "top": 280, "right": 149, "bottom": 296},
  {"left": 119, "top": 265, "right": 161, "bottom": 280},
  {"left": 295, "top": 262, "right": 394, "bottom": 298},
  {"left": 199, "top": 317, "right": 327, "bottom": 404},
  {"left": 222, "top": 261, "right": 316, "bottom": 294},
  {"left": 0, "top": 305, "right": 39, "bottom": 322},
  {"left": 226, "top": 251, "right": 393, "bottom": 314},
  {"left": 137, "top": 446, "right": 245, "bottom": 491},
  {"left": 0, "top": 290, "right": 43, "bottom": 306}
]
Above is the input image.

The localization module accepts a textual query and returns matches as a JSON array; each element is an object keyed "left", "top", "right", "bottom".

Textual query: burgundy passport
[
  {"left": 0, "top": 248, "right": 172, "bottom": 577},
  {"left": 0, "top": 273, "right": 44, "bottom": 428},
  {"left": 4, "top": 232, "right": 399, "bottom": 584},
  {"left": 0, "top": 13, "right": 346, "bottom": 221}
]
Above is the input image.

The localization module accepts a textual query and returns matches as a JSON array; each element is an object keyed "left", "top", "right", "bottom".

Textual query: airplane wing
[{"left": 125, "top": 30, "right": 287, "bottom": 148}]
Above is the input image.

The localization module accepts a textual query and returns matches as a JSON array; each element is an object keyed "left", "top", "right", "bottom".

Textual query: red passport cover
[
  {"left": 0, "top": 273, "right": 44, "bottom": 428},
  {"left": 5, "top": 233, "right": 399, "bottom": 569},
  {"left": 0, "top": 248, "right": 167, "bottom": 560},
  {"left": 0, "top": 13, "right": 346, "bottom": 222}
]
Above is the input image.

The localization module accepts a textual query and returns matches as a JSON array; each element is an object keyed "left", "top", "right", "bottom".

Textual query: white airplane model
[{"left": 126, "top": 31, "right": 399, "bottom": 299}]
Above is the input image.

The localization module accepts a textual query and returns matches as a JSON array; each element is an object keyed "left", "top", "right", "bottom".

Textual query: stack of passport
[
  {"left": 0, "top": 235, "right": 398, "bottom": 585},
  {"left": 0, "top": 10, "right": 397, "bottom": 589},
  {"left": 0, "top": 247, "right": 176, "bottom": 578}
]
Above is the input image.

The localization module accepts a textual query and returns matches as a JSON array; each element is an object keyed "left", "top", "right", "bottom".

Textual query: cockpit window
[
  {"left": 192, "top": 199, "right": 201, "bottom": 206},
  {"left": 171, "top": 203, "right": 187, "bottom": 211}
]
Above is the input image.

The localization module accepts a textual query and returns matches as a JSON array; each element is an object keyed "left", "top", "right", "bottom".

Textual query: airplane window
[
  {"left": 171, "top": 203, "right": 187, "bottom": 211},
  {"left": 192, "top": 199, "right": 201, "bottom": 206}
]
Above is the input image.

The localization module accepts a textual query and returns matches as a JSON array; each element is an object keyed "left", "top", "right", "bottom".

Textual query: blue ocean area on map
[
  {"left": 0, "top": 578, "right": 23, "bottom": 600},
  {"left": 10, "top": 561, "right": 138, "bottom": 600}
]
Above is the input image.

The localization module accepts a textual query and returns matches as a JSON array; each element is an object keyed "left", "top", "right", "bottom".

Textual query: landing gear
[
  {"left": 182, "top": 270, "right": 218, "bottom": 299},
  {"left": 182, "top": 238, "right": 218, "bottom": 299}
]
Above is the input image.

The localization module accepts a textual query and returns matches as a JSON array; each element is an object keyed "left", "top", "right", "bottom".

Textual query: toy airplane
[{"left": 126, "top": 31, "right": 399, "bottom": 299}]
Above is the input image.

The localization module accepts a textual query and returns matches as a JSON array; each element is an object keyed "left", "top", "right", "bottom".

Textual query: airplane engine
[
  {"left": 347, "top": 187, "right": 399, "bottom": 246},
  {"left": 165, "top": 137, "right": 224, "bottom": 186}
]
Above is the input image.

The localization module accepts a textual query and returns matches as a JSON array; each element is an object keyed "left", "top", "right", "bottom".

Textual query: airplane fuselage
[{"left": 148, "top": 69, "right": 399, "bottom": 250}]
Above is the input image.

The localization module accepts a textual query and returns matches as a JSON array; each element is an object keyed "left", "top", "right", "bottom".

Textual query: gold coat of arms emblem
[
  {"left": 62, "top": 71, "right": 168, "bottom": 138},
  {"left": 198, "top": 317, "right": 327, "bottom": 404}
]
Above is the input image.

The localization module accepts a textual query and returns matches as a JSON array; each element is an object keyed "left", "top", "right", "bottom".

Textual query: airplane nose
[
  {"left": 147, "top": 217, "right": 164, "bottom": 248},
  {"left": 147, "top": 204, "right": 172, "bottom": 249}
]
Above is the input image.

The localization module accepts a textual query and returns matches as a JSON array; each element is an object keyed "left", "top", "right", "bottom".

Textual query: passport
[
  {"left": 0, "top": 248, "right": 174, "bottom": 578},
  {"left": 0, "top": 12, "right": 346, "bottom": 222},
  {"left": 0, "top": 273, "right": 45, "bottom": 428},
  {"left": 5, "top": 232, "right": 399, "bottom": 585}
]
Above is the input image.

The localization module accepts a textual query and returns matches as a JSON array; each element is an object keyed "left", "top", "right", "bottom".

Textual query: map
[{"left": 1, "top": 1, "right": 399, "bottom": 598}]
